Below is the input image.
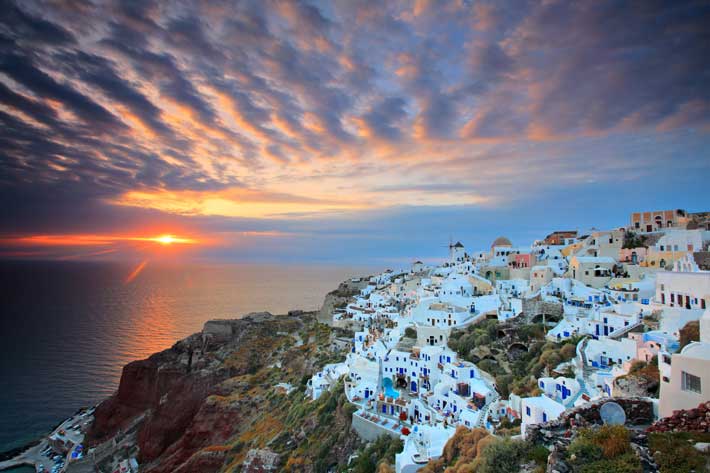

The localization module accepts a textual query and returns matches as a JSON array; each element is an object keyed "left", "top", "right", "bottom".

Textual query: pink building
[
  {"left": 510, "top": 253, "right": 533, "bottom": 269},
  {"left": 619, "top": 247, "right": 648, "bottom": 264},
  {"left": 623, "top": 331, "right": 678, "bottom": 370}
]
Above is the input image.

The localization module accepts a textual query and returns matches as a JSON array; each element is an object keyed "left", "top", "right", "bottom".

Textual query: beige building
[
  {"left": 479, "top": 265, "right": 510, "bottom": 283},
  {"left": 630, "top": 209, "right": 690, "bottom": 233},
  {"left": 655, "top": 271, "right": 710, "bottom": 310},
  {"left": 530, "top": 265, "right": 554, "bottom": 293},
  {"left": 659, "top": 310, "right": 710, "bottom": 418},
  {"left": 568, "top": 256, "right": 616, "bottom": 288}
]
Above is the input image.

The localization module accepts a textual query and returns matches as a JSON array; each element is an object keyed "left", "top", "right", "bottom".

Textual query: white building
[
  {"left": 653, "top": 229, "right": 705, "bottom": 255},
  {"left": 521, "top": 396, "right": 566, "bottom": 438},
  {"left": 569, "top": 256, "right": 616, "bottom": 289},
  {"left": 655, "top": 271, "right": 710, "bottom": 310},
  {"left": 538, "top": 376, "right": 581, "bottom": 405},
  {"left": 583, "top": 337, "right": 637, "bottom": 369},
  {"left": 659, "top": 310, "right": 710, "bottom": 418}
]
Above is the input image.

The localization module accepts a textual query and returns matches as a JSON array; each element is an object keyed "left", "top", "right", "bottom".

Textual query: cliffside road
[{"left": 0, "top": 409, "right": 93, "bottom": 472}]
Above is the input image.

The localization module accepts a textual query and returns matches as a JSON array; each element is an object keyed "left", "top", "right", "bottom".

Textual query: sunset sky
[{"left": 1, "top": 0, "right": 709, "bottom": 263}]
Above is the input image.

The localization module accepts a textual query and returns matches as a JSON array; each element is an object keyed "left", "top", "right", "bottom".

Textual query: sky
[{"left": 0, "top": 0, "right": 709, "bottom": 264}]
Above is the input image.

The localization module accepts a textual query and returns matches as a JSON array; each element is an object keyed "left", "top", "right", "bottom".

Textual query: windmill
[{"left": 377, "top": 357, "right": 383, "bottom": 395}]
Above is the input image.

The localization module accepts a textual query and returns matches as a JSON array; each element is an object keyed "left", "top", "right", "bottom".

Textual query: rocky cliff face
[
  {"left": 318, "top": 278, "right": 369, "bottom": 325},
  {"left": 84, "top": 311, "right": 359, "bottom": 473}
]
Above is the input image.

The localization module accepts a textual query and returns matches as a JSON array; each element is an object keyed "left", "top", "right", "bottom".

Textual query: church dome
[{"left": 492, "top": 236, "right": 512, "bottom": 248}]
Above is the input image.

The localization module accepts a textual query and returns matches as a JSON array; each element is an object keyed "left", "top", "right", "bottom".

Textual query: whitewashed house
[
  {"left": 659, "top": 310, "right": 710, "bottom": 418},
  {"left": 521, "top": 396, "right": 566, "bottom": 438}
]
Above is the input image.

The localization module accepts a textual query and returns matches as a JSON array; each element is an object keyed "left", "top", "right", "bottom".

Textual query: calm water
[{"left": 0, "top": 261, "right": 377, "bottom": 453}]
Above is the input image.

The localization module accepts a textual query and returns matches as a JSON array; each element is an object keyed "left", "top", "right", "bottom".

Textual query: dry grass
[{"left": 237, "top": 414, "right": 284, "bottom": 445}]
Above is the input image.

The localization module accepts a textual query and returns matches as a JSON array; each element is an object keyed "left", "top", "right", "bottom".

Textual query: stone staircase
[
  {"left": 475, "top": 394, "right": 500, "bottom": 429},
  {"left": 566, "top": 337, "right": 593, "bottom": 407},
  {"left": 608, "top": 321, "right": 643, "bottom": 339}
]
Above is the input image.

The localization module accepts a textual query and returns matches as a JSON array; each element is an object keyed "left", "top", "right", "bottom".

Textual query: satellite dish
[{"left": 600, "top": 401, "right": 626, "bottom": 426}]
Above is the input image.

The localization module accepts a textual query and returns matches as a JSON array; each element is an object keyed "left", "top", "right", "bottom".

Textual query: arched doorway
[{"left": 410, "top": 380, "right": 417, "bottom": 393}]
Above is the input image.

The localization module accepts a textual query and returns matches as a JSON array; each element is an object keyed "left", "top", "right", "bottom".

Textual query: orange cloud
[
  {"left": 110, "top": 187, "right": 368, "bottom": 218},
  {"left": 5, "top": 233, "right": 200, "bottom": 246}
]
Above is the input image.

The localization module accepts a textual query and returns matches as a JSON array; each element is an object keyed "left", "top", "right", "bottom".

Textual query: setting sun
[{"left": 150, "top": 234, "right": 194, "bottom": 245}]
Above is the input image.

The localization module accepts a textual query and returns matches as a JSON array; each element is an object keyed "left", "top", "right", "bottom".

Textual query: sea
[{"left": 0, "top": 260, "right": 380, "bottom": 454}]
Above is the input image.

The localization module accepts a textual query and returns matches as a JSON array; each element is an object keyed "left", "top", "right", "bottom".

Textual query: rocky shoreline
[{"left": 1, "top": 270, "right": 369, "bottom": 473}]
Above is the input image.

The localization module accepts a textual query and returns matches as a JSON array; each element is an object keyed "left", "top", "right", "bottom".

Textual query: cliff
[
  {"left": 318, "top": 278, "right": 369, "bottom": 325},
  {"left": 81, "top": 311, "right": 363, "bottom": 472}
]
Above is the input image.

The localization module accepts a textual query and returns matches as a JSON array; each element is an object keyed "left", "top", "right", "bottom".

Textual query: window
[
  {"left": 682, "top": 371, "right": 701, "bottom": 394},
  {"left": 526, "top": 406, "right": 531, "bottom": 416},
  {"left": 663, "top": 355, "right": 671, "bottom": 365}
]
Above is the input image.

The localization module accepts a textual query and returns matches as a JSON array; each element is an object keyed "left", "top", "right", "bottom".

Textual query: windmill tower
[{"left": 377, "top": 357, "right": 384, "bottom": 394}]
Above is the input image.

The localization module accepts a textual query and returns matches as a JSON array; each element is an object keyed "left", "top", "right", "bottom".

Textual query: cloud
[
  {"left": 0, "top": 3, "right": 76, "bottom": 45},
  {"left": 0, "top": 53, "right": 126, "bottom": 132},
  {"left": 0, "top": 0, "right": 708, "bottom": 261}
]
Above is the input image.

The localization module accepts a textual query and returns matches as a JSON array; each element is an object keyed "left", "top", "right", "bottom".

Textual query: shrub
[
  {"left": 350, "top": 436, "right": 403, "bottom": 473},
  {"left": 477, "top": 438, "right": 526, "bottom": 473},
  {"left": 526, "top": 444, "right": 549, "bottom": 467},
  {"left": 679, "top": 320, "right": 700, "bottom": 349},
  {"left": 567, "top": 439, "right": 603, "bottom": 465},
  {"left": 478, "top": 359, "right": 502, "bottom": 376},
  {"left": 495, "top": 374, "right": 513, "bottom": 399},
  {"left": 648, "top": 432, "right": 709, "bottom": 473},
  {"left": 343, "top": 402, "right": 359, "bottom": 417},
  {"left": 577, "top": 452, "right": 642, "bottom": 473},
  {"left": 404, "top": 327, "right": 417, "bottom": 339},
  {"left": 539, "top": 350, "right": 562, "bottom": 370},
  {"left": 560, "top": 343, "right": 577, "bottom": 360},
  {"left": 577, "top": 425, "right": 631, "bottom": 458}
]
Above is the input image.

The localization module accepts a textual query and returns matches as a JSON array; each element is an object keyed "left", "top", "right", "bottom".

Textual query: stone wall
[
  {"left": 525, "top": 397, "right": 655, "bottom": 444},
  {"left": 647, "top": 401, "right": 710, "bottom": 433},
  {"left": 351, "top": 413, "right": 402, "bottom": 442},
  {"left": 521, "top": 296, "right": 563, "bottom": 323}
]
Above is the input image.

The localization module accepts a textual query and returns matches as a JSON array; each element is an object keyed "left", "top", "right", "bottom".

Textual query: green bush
[
  {"left": 567, "top": 439, "right": 603, "bottom": 465},
  {"left": 577, "top": 425, "right": 631, "bottom": 458},
  {"left": 404, "top": 327, "right": 417, "bottom": 339},
  {"left": 648, "top": 432, "right": 710, "bottom": 473},
  {"left": 348, "top": 435, "right": 403, "bottom": 473},
  {"left": 560, "top": 343, "right": 577, "bottom": 360},
  {"left": 477, "top": 438, "right": 526, "bottom": 473},
  {"left": 343, "top": 402, "right": 359, "bottom": 417},
  {"left": 577, "top": 453, "right": 642, "bottom": 473},
  {"left": 526, "top": 444, "right": 549, "bottom": 466}
]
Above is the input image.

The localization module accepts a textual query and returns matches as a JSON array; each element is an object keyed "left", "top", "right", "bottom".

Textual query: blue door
[{"left": 411, "top": 381, "right": 417, "bottom": 392}]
